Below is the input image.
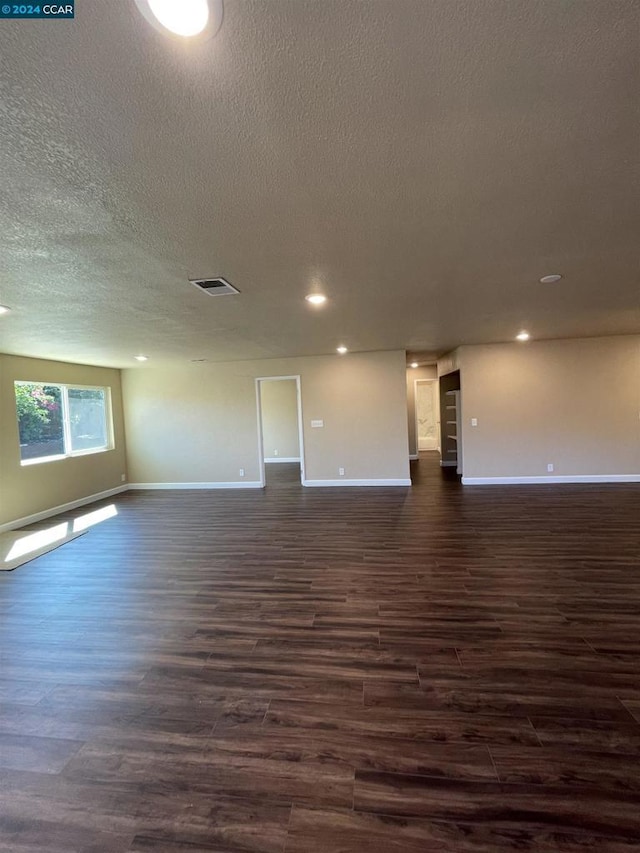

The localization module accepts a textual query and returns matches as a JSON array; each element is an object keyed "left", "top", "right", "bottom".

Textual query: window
[{"left": 15, "top": 382, "right": 113, "bottom": 464}]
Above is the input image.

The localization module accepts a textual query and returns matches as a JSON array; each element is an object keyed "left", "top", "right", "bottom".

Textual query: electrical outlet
[
  {"left": 121, "top": 473, "right": 126, "bottom": 482},
  {"left": 274, "top": 449, "right": 279, "bottom": 456},
  {"left": 547, "top": 463, "right": 554, "bottom": 473},
  {"left": 471, "top": 418, "right": 478, "bottom": 427},
  {"left": 339, "top": 467, "right": 345, "bottom": 476},
  {"left": 239, "top": 468, "right": 245, "bottom": 477}
]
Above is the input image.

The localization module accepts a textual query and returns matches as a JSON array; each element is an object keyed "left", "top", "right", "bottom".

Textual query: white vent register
[{"left": 190, "top": 277, "right": 240, "bottom": 296}]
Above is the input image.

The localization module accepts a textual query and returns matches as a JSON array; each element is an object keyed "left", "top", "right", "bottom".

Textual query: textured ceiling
[{"left": 0, "top": 0, "right": 638, "bottom": 368}]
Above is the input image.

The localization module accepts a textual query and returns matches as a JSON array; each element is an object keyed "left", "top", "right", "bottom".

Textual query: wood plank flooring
[{"left": 1, "top": 453, "right": 640, "bottom": 851}]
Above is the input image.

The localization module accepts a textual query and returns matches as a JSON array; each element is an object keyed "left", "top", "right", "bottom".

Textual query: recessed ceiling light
[
  {"left": 134, "top": 355, "right": 149, "bottom": 361},
  {"left": 410, "top": 362, "right": 419, "bottom": 368},
  {"left": 337, "top": 345, "right": 348, "bottom": 354},
  {"left": 540, "top": 274, "right": 562, "bottom": 284},
  {"left": 0, "top": 305, "right": 11, "bottom": 315},
  {"left": 516, "top": 332, "right": 530, "bottom": 342},
  {"left": 134, "top": 0, "right": 223, "bottom": 38},
  {"left": 305, "top": 294, "right": 327, "bottom": 305}
]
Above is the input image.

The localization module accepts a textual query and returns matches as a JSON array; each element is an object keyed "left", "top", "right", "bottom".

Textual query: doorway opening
[
  {"left": 256, "top": 376, "right": 305, "bottom": 487},
  {"left": 414, "top": 379, "right": 439, "bottom": 453},
  {"left": 438, "top": 370, "right": 462, "bottom": 477}
]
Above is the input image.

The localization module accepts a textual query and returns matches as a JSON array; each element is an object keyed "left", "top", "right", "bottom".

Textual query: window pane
[
  {"left": 67, "top": 388, "right": 108, "bottom": 453},
  {"left": 15, "top": 383, "right": 65, "bottom": 462}
]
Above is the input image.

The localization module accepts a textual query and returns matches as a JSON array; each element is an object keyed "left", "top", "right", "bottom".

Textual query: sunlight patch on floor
[{"left": 1, "top": 503, "right": 118, "bottom": 570}]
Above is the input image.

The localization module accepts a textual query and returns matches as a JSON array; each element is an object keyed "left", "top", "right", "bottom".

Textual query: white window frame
[{"left": 15, "top": 381, "right": 115, "bottom": 467}]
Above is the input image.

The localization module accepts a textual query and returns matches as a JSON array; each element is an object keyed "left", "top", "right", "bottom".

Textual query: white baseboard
[
  {"left": 462, "top": 474, "right": 640, "bottom": 485},
  {"left": 128, "top": 482, "right": 264, "bottom": 490},
  {"left": 264, "top": 457, "right": 300, "bottom": 464},
  {"left": 303, "top": 478, "right": 412, "bottom": 487},
  {"left": 409, "top": 454, "right": 419, "bottom": 461},
  {"left": 0, "top": 485, "right": 129, "bottom": 534},
  {"left": 440, "top": 461, "right": 457, "bottom": 468}
]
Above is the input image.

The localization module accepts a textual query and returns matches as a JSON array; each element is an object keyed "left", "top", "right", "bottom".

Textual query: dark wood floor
[{"left": 2, "top": 453, "right": 640, "bottom": 852}]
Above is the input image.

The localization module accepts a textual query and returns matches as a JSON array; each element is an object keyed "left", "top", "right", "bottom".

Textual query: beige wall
[
  {"left": 260, "top": 379, "right": 300, "bottom": 460},
  {"left": 458, "top": 336, "right": 640, "bottom": 481},
  {"left": 0, "top": 354, "right": 127, "bottom": 528},
  {"left": 406, "top": 365, "right": 438, "bottom": 456},
  {"left": 437, "top": 350, "right": 461, "bottom": 377},
  {"left": 122, "top": 350, "right": 410, "bottom": 485}
]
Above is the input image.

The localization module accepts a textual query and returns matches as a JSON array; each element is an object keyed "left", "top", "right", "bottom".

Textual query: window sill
[{"left": 20, "top": 447, "right": 113, "bottom": 467}]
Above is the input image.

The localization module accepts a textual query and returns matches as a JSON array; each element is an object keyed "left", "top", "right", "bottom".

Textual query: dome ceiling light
[
  {"left": 134, "top": 0, "right": 223, "bottom": 39},
  {"left": 540, "top": 274, "right": 562, "bottom": 284},
  {"left": 305, "top": 294, "right": 327, "bottom": 306}
]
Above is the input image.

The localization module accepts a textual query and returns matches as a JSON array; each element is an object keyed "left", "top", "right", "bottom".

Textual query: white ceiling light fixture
[
  {"left": 516, "top": 331, "right": 530, "bottom": 341},
  {"left": 134, "top": 0, "right": 223, "bottom": 39},
  {"left": 337, "top": 345, "right": 348, "bottom": 354},
  {"left": 540, "top": 274, "right": 563, "bottom": 284},
  {"left": 410, "top": 362, "right": 419, "bottom": 368},
  {"left": 305, "top": 293, "right": 327, "bottom": 306},
  {"left": 134, "top": 355, "right": 149, "bottom": 361},
  {"left": 0, "top": 305, "right": 11, "bottom": 315}
]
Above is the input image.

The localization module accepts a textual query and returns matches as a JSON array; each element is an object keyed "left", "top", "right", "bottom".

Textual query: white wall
[
  {"left": 260, "top": 379, "right": 300, "bottom": 461},
  {"left": 458, "top": 335, "right": 640, "bottom": 483},
  {"left": 122, "top": 350, "right": 411, "bottom": 486},
  {"left": 0, "top": 354, "right": 127, "bottom": 529}
]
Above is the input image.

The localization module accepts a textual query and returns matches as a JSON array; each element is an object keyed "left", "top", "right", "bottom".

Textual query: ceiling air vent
[{"left": 190, "top": 277, "right": 240, "bottom": 296}]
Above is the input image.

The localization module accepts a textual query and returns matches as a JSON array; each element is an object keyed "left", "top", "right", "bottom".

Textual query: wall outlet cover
[
  {"left": 547, "top": 463, "right": 554, "bottom": 472},
  {"left": 239, "top": 468, "right": 245, "bottom": 477}
]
